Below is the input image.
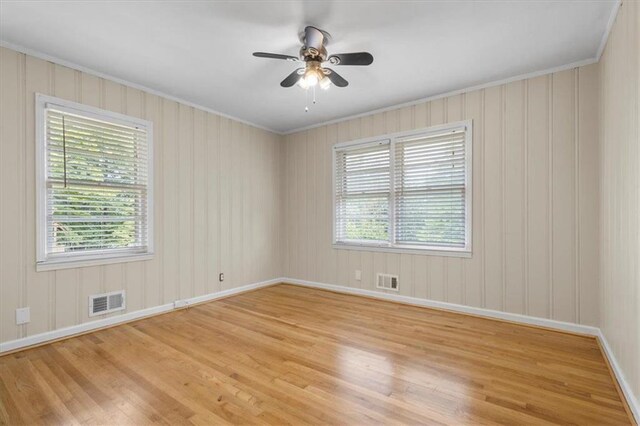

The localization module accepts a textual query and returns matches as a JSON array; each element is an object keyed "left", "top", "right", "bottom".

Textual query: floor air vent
[
  {"left": 376, "top": 273, "right": 399, "bottom": 291},
  {"left": 89, "top": 290, "right": 126, "bottom": 317}
]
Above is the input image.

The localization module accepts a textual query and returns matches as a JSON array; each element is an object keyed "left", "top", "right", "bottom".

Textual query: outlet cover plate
[
  {"left": 174, "top": 299, "right": 189, "bottom": 308},
  {"left": 16, "top": 307, "right": 30, "bottom": 325}
]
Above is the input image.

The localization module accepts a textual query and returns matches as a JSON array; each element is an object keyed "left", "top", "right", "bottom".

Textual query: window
[
  {"left": 333, "top": 120, "right": 472, "bottom": 256},
  {"left": 334, "top": 140, "right": 391, "bottom": 243},
  {"left": 36, "top": 94, "right": 153, "bottom": 271}
]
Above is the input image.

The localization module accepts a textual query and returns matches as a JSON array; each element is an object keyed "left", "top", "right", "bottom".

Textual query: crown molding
[
  {"left": 596, "top": 0, "right": 622, "bottom": 60},
  {"left": 283, "top": 56, "right": 598, "bottom": 136},
  {"left": 284, "top": 0, "right": 620, "bottom": 136},
  {"left": 0, "top": 40, "right": 282, "bottom": 135},
  {"left": 1, "top": 0, "right": 620, "bottom": 137}
]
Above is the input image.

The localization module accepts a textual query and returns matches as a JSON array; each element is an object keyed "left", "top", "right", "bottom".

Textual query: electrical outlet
[
  {"left": 219, "top": 273, "right": 224, "bottom": 282},
  {"left": 16, "top": 307, "right": 30, "bottom": 325},
  {"left": 355, "top": 270, "right": 362, "bottom": 281}
]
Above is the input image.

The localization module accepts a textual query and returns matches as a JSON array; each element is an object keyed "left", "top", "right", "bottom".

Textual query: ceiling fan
[{"left": 253, "top": 26, "right": 373, "bottom": 90}]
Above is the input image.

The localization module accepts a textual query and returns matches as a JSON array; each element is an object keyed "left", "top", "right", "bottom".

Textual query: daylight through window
[
  {"left": 37, "top": 95, "right": 153, "bottom": 269},
  {"left": 333, "top": 121, "right": 471, "bottom": 255}
]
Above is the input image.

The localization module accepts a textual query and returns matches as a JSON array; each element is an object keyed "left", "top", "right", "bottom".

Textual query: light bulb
[
  {"left": 298, "top": 77, "right": 309, "bottom": 89},
  {"left": 305, "top": 72, "right": 318, "bottom": 87},
  {"left": 319, "top": 76, "right": 331, "bottom": 90}
]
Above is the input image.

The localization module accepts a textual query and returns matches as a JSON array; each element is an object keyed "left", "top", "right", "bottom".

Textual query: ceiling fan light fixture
[
  {"left": 253, "top": 26, "right": 373, "bottom": 92},
  {"left": 304, "top": 72, "right": 319, "bottom": 87},
  {"left": 301, "top": 65, "right": 323, "bottom": 88},
  {"left": 319, "top": 76, "right": 331, "bottom": 90}
]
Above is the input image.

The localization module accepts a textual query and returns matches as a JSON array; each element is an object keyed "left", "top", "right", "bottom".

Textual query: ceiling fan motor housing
[
  {"left": 300, "top": 26, "right": 330, "bottom": 61},
  {"left": 301, "top": 45, "right": 327, "bottom": 61}
]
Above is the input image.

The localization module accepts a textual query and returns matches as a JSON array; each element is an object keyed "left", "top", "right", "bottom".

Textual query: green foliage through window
[{"left": 45, "top": 108, "right": 149, "bottom": 256}]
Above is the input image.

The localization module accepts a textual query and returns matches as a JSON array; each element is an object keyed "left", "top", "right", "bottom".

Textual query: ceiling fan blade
[
  {"left": 328, "top": 52, "right": 374, "bottom": 66},
  {"left": 253, "top": 52, "right": 300, "bottom": 62},
  {"left": 280, "top": 68, "right": 304, "bottom": 87},
  {"left": 325, "top": 68, "right": 348, "bottom": 87}
]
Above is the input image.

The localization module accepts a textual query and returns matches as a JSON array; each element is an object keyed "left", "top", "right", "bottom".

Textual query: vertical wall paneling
[
  {"left": 599, "top": 0, "right": 640, "bottom": 407},
  {"left": 193, "top": 108, "right": 205, "bottom": 298},
  {"left": 0, "top": 47, "right": 283, "bottom": 345},
  {"left": 207, "top": 113, "right": 220, "bottom": 294},
  {"left": 577, "top": 64, "right": 600, "bottom": 326},
  {"left": 283, "top": 64, "right": 601, "bottom": 327},
  {"left": 522, "top": 80, "right": 529, "bottom": 316},
  {"left": 308, "top": 127, "right": 318, "bottom": 284},
  {"left": 178, "top": 104, "right": 191, "bottom": 300},
  {"left": 504, "top": 81, "right": 525, "bottom": 315},
  {"left": 24, "top": 55, "right": 51, "bottom": 336},
  {"left": 301, "top": 129, "right": 310, "bottom": 284},
  {"left": 162, "top": 99, "right": 178, "bottom": 303},
  {"left": 463, "top": 89, "right": 483, "bottom": 308},
  {"left": 236, "top": 119, "right": 244, "bottom": 286},
  {"left": 18, "top": 55, "right": 26, "bottom": 336},
  {"left": 145, "top": 93, "right": 163, "bottom": 308},
  {"left": 219, "top": 117, "right": 230, "bottom": 291},
  {"left": 551, "top": 69, "right": 577, "bottom": 323},
  {"left": 483, "top": 86, "right": 503, "bottom": 311},
  {"left": 527, "top": 75, "right": 551, "bottom": 319},
  {"left": 0, "top": 48, "right": 21, "bottom": 342},
  {"left": 348, "top": 119, "right": 362, "bottom": 290}
]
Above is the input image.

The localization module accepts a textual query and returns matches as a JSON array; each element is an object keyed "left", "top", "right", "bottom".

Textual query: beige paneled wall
[
  {"left": 599, "top": 0, "right": 640, "bottom": 406},
  {"left": 0, "top": 47, "right": 283, "bottom": 345},
  {"left": 283, "top": 64, "right": 600, "bottom": 326}
]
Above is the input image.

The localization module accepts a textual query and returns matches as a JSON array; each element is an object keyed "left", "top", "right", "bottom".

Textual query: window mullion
[{"left": 389, "top": 137, "right": 396, "bottom": 247}]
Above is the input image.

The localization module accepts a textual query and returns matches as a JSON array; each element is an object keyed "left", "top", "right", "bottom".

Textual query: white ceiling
[{"left": 0, "top": 0, "right": 617, "bottom": 133}]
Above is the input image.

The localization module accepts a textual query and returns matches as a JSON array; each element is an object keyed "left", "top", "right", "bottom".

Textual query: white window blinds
[
  {"left": 38, "top": 96, "right": 153, "bottom": 267},
  {"left": 394, "top": 129, "right": 467, "bottom": 248},
  {"left": 333, "top": 121, "right": 471, "bottom": 255},
  {"left": 334, "top": 141, "right": 390, "bottom": 244}
]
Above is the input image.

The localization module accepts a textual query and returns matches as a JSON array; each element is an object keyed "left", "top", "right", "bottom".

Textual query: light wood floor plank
[{"left": 0, "top": 284, "right": 633, "bottom": 425}]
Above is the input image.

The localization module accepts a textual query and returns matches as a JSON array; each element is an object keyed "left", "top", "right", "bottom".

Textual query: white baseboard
[
  {"left": 0, "top": 277, "right": 281, "bottom": 354},
  {"left": 283, "top": 277, "right": 600, "bottom": 336},
  {"left": 597, "top": 330, "right": 640, "bottom": 423},
  {"left": 2, "top": 276, "right": 637, "bottom": 423}
]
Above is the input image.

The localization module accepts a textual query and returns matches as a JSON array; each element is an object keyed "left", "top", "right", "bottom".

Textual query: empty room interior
[{"left": 0, "top": 0, "right": 639, "bottom": 424}]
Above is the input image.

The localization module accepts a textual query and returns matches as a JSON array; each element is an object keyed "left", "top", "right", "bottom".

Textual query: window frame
[
  {"left": 332, "top": 119, "right": 472, "bottom": 258},
  {"left": 333, "top": 138, "right": 392, "bottom": 246},
  {"left": 35, "top": 93, "right": 154, "bottom": 271}
]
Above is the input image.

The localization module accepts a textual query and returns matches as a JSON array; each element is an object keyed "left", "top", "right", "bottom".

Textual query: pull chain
[
  {"left": 305, "top": 86, "right": 309, "bottom": 112},
  {"left": 304, "top": 85, "right": 318, "bottom": 112}
]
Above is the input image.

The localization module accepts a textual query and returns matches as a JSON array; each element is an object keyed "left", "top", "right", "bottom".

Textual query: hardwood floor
[{"left": 0, "top": 284, "right": 633, "bottom": 425}]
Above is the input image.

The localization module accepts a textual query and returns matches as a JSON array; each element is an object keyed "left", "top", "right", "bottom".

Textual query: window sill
[
  {"left": 36, "top": 253, "right": 154, "bottom": 272},
  {"left": 332, "top": 243, "right": 472, "bottom": 258}
]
